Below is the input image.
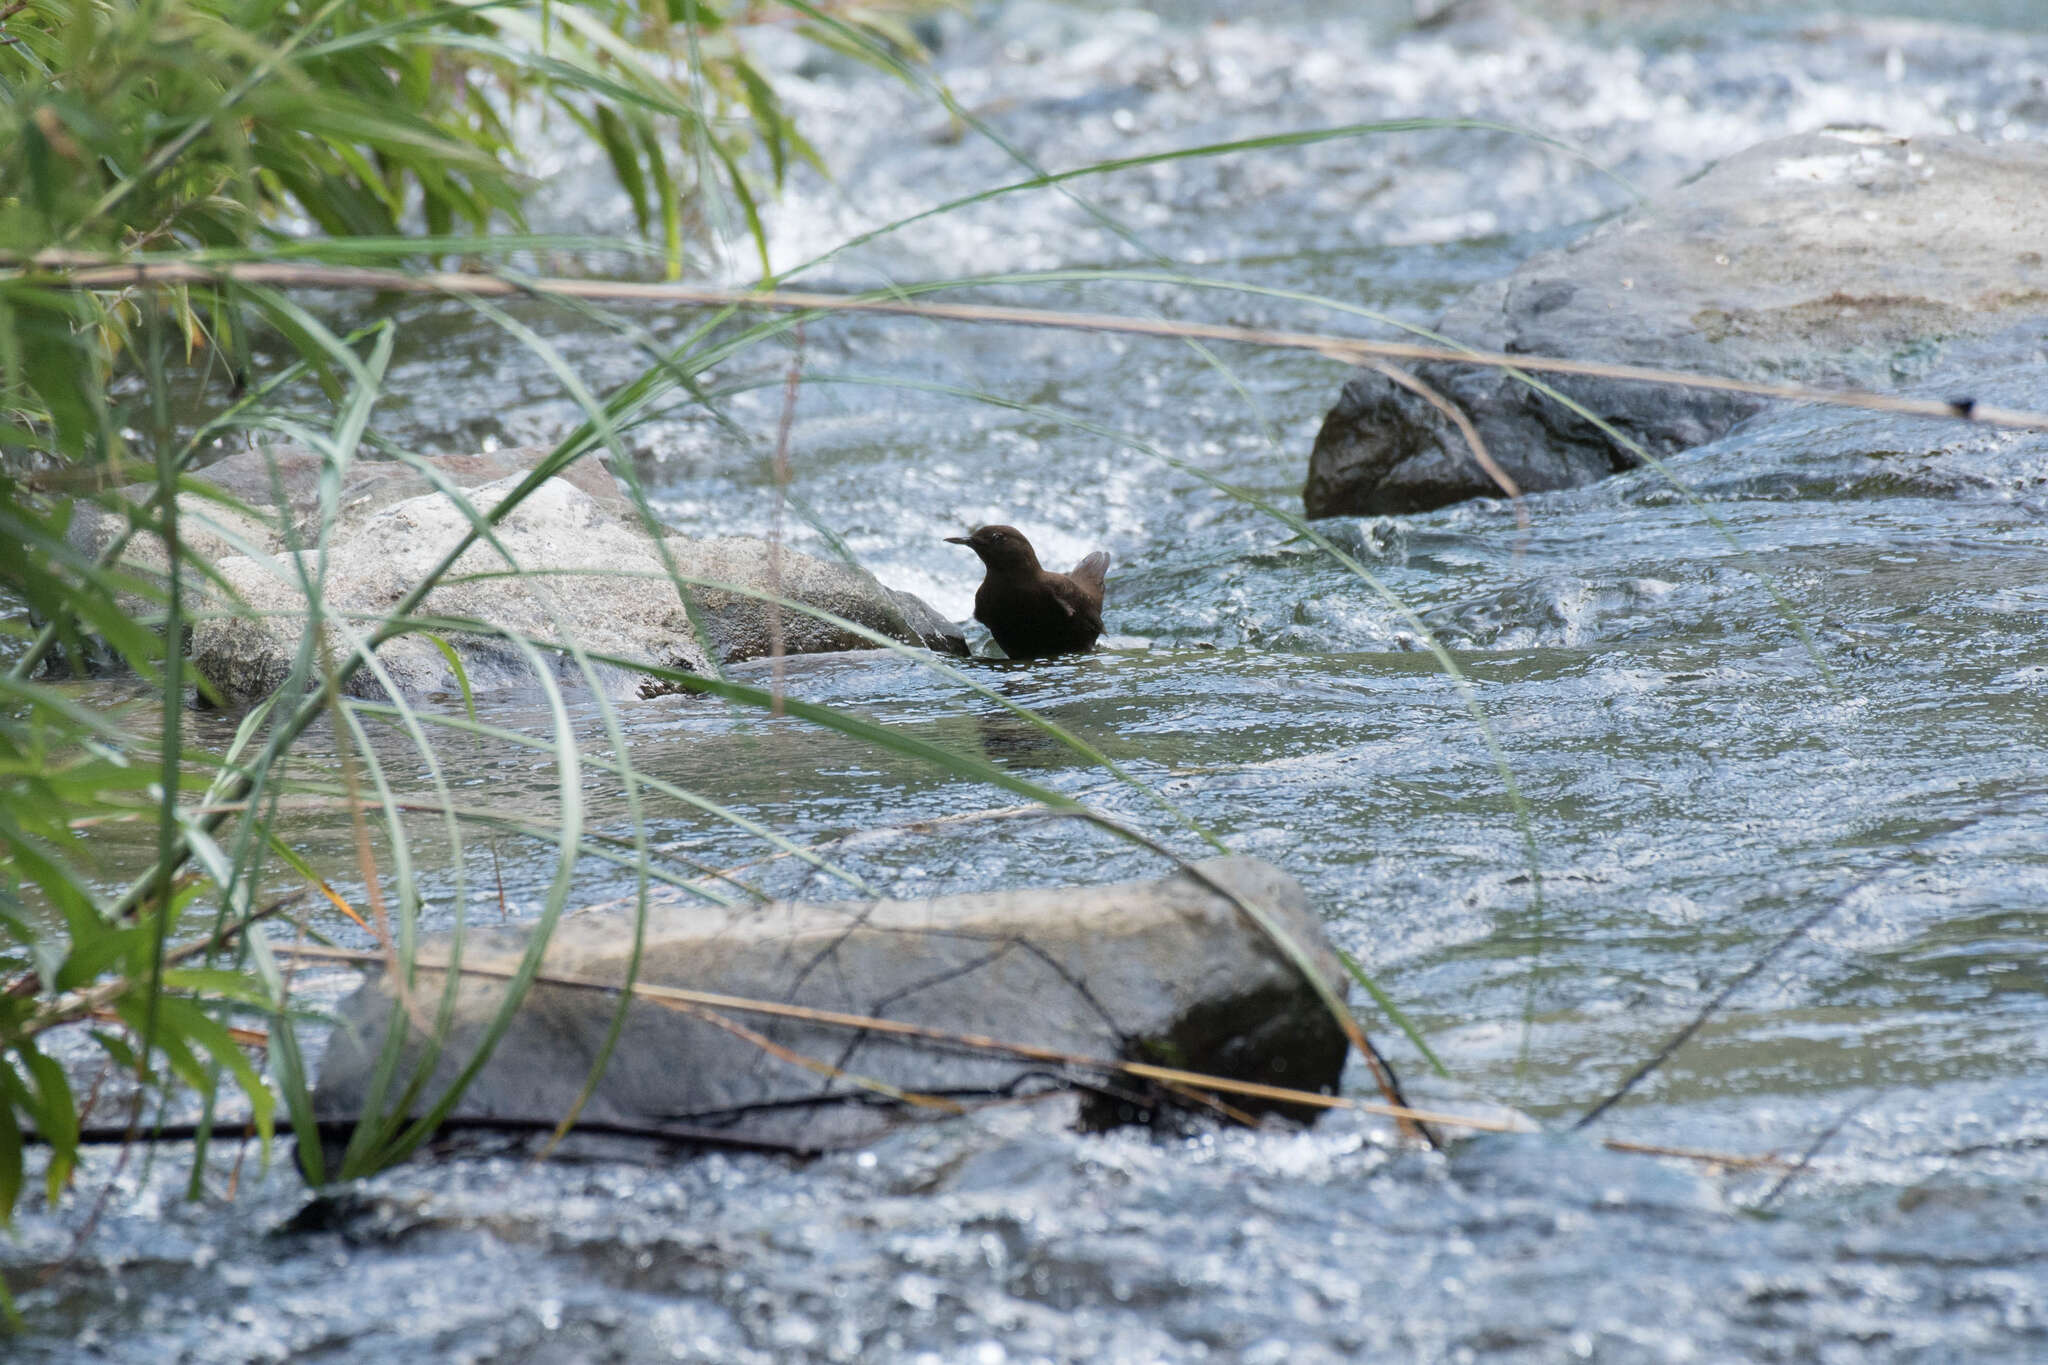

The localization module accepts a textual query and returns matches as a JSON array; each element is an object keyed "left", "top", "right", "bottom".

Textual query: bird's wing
[
  {"left": 1052, "top": 578, "right": 1104, "bottom": 635},
  {"left": 1068, "top": 550, "right": 1110, "bottom": 593}
]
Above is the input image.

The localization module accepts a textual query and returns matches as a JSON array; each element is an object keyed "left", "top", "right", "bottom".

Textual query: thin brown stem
[
  {"left": 1367, "top": 359, "right": 1526, "bottom": 528},
  {"left": 278, "top": 943, "right": 1516, "bottom": 1138},
  {"left": 767, "top": 323, "right": 804, "bottom": 716},
  {"left": 19, "top": 257, "right": 2047, "bottom": 431}
]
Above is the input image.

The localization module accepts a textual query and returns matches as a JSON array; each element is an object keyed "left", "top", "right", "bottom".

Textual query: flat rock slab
[
  {"left": 313, "top": 857, "right": 1351, "bottom": 1158},
  {"left": 1306, "top": 131, "right": 2048, "bottom": 516},
  {"left": 67, "top": 445, "right": 625, "bottom": 574},
  {"left": 65, "top": 445, "right": 965, "bottom": 700},
  {"left": 190, "top": 473, "right": 720, "bottom": 702}
]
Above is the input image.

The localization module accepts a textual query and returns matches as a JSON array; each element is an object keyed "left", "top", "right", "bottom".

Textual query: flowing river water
[{"left": 9, "top": 0, "right": 2048, "bottom": 1359}]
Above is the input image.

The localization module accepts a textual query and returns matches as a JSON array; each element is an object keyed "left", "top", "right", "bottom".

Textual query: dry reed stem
[
  {"left": 23, "top": 256, "right": 2048, "bottom": 431},
  {"left": 279, "top": 945, "right": 1791, "bottom": 1169},
  {"left": 640, "top": 991, "right": 967, "bottom": 1113},
  {"left": 1599, "top": 1139, "right": 1791, "bottom": 1172},
  {"left": 21, "top": 893, "right": 304, "bottom": 1035},
  {"left": 86, "top": 1007, "right": 267, "bottom": 1050},
  {"left": 277, "top": 942, "right": 1538, "bottom": 1136},
  {"left": 1366, "top": 359, "right": 1526, "bottom": 525}
]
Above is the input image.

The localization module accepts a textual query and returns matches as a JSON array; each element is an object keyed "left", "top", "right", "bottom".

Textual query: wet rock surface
[
  {"left": 65, "top": 445, "right": 626, "bottom": 576},
  {"left": 15, "top": 3, "right": 2048, "bottom": 1361},
  {"left": 188, "top": 472, "right": 720, "bottom": 702},
  {"left": 1620, "top": 349, "right": 2048, "bottom": 506},
  {"left": 313, "top": 857, "right": 1349, "bottom": 1155},
  {"left": 656, "top": 536, "right": 968, "bottom": 668},
  {"left": 67, "top": 446, "right": 965, "bottom": 700},
  {"left": 1306, "top": 131, "right": 2048, "bottom": 517}
]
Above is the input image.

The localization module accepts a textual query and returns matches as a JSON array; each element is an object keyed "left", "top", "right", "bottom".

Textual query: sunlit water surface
[{"left": 10, "top": 1, "right": 2048, "bottom": 1359}]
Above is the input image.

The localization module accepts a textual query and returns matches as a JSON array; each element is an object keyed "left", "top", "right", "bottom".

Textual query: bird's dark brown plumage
[{"left": 945, "top": 524, "right": 1109, "bottom": 660}]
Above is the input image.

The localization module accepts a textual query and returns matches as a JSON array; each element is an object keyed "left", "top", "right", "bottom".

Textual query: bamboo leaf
[
  {"left": 0, "top": 1079, "right": 23, "bottom": 1223},
  {"left": 730, "top": 57, "right": 787, "bottom": 187},
  {"left": 165, "top": 997, "right": 277, "bottom": 1153},
  {"left": 245, "top": 923, "right": 325, "bottom": 1185},
  {"left": 15, "top": 1045, "right": 77, "bottom": 1203},
  {"left": 702, "top": 134, "right": 770, "bottom": 280},
  {"left": 158, "top": 968, "right": 277, "bottom": 1010},
  {"left": 594, "top": 104, "right": 651, "bottom": 235}
]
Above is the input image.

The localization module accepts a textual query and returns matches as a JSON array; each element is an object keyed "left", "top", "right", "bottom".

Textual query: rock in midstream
[
  {"left": 1305, "top": 131, "right": 2048, "bottom": 517},
  {"left": 66, "top": 445, "right": 966, "bottom": 700},
  {"left": 311, "top": 856, "right": 1352, "bottom": 1159}
]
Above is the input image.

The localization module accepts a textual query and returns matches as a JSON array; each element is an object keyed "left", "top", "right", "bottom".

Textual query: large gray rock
[
  {"left": 66, "top": 445, "right": 630, "bottom": 577},
  {"left": 55, "top": 447, "right": 602, "bottom": 673},
  {"left": 1609, "top": 352, "right": 2048, "bottom": 507},
  {"left": 657, "top": 536, "right": 967, "bottom": 669},
  {"left": 190, "top": 474, "right": 717, "bottom": 701},
  {"left": 1305, "top": 131, "right": 2048, "bottom": 517},
  {"left": 313, "top": 857, "right": 1351, "bottom": 1158},
  {"left": 67, "top": 446, "right": 964, "bottom": 700}
]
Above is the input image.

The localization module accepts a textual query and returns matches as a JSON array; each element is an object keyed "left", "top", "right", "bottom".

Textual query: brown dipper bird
[{"left": 945, "top": 524, "right": 1109, "bottom": 659}]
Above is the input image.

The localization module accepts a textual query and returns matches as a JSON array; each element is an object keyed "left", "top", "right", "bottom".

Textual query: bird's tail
[{"left": 1068, "top": 550, "right": 1110, "bottom": 592}]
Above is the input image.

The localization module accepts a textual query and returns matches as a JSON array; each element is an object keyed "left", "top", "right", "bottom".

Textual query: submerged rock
[
  {"left": 67, "top": 446, "right": 964, "bottom": 701},
  {"left": 1614, "top": 350, "right": 2048, "bottom": 507},
  {"left": 312, "top": 857, "right": 1351, "bottom": 1160},
  {"left": 1305, "top": 131, "right": 2048, "bottom": 517}
]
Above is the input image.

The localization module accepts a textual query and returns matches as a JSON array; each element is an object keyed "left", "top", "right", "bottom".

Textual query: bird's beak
[{"left": 944, "top": 535, "right": 972, "bottom": 545}]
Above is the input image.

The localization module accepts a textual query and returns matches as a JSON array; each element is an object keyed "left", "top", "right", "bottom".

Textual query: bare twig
[
  {"left": 651, "top": 994, "right": 966, "bottom": 1114},
  {"left": 276, "top": 943, "right": 1523, "bottom": 1137},
  {"left": 21, "top": 1108, "right": 1781, "bottom": 1170},
  {"left": 1755, "top": 1092, "right": 1879, "bottom": 1207},
  {"left": 1599, "top": 1138, "right": 1791, "bottom": 1172},
  {"left": 1156, "top": 1077, "right": 1263, "bottom": 1128},
  {"left": 1574, "top": 873, "right": 1884, "bottom": 1130},
  {"left": 15, "top": 257, "right": 2046, "bottom": 432},
  {"left": 28, "top": 1113, "right": 824, "bottom": 1157},
  {"left": 22, "top": 893, "right": 305, "bottom": 1036},
  {"left": 40, "top": 1093, "right": 145, "bottom": 1289},
  {"left": 322, "top": 649, "right": 397, "bottom": 977}
]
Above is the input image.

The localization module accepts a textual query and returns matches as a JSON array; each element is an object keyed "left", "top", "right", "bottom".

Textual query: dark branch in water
[
  {"left": 25, "top": 1114, "right": 825, "bottom": 1157},
  {"left": 1573, "top": 872, "right": 1885, "bottom": 1131},
  {"left": 1755, "top": 1091, "right": 1880, "bottom": 1209}
]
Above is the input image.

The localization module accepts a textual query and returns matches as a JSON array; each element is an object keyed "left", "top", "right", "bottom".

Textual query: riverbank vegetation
[
  {"left": 6, "top": 1, "right": 2037, "bottom": 1326},
  {"left": 1, "top": 0, "right": 972, "bottom": 1246},
  {"left": 4, "top": 0, "right": 1437, "bottom": 1250}
]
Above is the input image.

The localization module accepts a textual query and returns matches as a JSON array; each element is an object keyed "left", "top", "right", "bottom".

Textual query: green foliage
[
  {"left": 0, "top": 0, "right": 1490, "bottom": 1265},
  {"left": 0, "top": 0, "right": 924, "bottom": 464},
  {"left": 0, "top": 0, "right": 941, "bottom": 1232}
]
